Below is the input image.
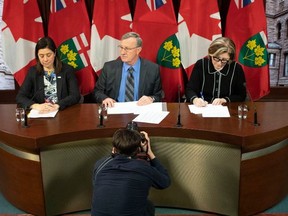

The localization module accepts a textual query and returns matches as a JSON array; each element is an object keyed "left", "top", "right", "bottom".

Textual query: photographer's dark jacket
[{"left": 91, "top": 154, "right": 170, "bottom": 216}]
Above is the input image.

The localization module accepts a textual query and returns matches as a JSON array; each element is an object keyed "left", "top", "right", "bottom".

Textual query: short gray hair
[{"left": 121, "top": 32, "right": 143, "bottom": 47}]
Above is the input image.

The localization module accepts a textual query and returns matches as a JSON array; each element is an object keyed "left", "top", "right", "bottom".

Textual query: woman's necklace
[{"left": 45, "top": 68, "right": 55, "bottom": 76}]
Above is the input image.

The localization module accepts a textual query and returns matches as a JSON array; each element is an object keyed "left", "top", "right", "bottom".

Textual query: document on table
[
  {"left": 107, "top": 102, "right": 165, "bottom": 114},
  {"left": 107, "top": 102, "right": 169, "bottom": 124},
  {"left": 28, "top": 109, "right": 58, "bottom": 118},
  {"left": 188, "top": 104, "right": 230, "bottom": 117},
  {"left": 132, "top": 111, "right": 169, "bottom": 124}
]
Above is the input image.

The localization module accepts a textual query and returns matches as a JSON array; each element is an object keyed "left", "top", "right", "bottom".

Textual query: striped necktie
[{"left": 125, "top": 67, "right": 134, "bottom": 102}]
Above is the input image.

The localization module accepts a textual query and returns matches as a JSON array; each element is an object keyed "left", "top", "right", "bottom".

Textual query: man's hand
[
  {"left": 140, "top": 131, "right": 155, "bottom": 160},
  {"left": 102, "top": 98, "right": 116, "bottom": 108},
  {"left": 137, "top": 95, "right": 154, "bottom": 106}
]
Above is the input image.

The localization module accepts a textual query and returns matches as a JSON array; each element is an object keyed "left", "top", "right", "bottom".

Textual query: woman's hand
[
  {"left": 193, "top": 98, "right": 208, "bottom": 107},
  {"left": 212, "top": 98, "right": 227, "bottom": 105},
  {"left": 31, "top": 103, "right": 59, "bottom": 114}
]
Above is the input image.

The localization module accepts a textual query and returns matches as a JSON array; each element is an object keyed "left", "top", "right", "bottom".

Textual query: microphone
[
  {"left": 244, "top": 83, "right": 260, "bottom": 126},
  {"left": 175, "top": 84, "right": 183, "bottom": 128},
  {"left": 22, "top": 86, "right": 45, "bottom": 128},
  {"left": 97, "top": 104, "right": 105, "bottom": 128}
]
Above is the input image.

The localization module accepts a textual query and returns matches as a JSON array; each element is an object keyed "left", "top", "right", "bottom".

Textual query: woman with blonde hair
[{"left": 185, "top": 37, "right": 246, "bottom": 107}]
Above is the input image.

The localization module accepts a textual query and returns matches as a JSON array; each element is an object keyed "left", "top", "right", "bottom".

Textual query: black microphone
[
  {"left": 22, "top": 86, "right": 45, "bottom": 128},
  {"left": 244, "top": 83, "right": 260, "bottom": 126},
  {"left": 97, "top": 104, "right": 105, "bottom": 128},
  {"left": 175, "top": 84, "right": 183, "bottom": 128}
]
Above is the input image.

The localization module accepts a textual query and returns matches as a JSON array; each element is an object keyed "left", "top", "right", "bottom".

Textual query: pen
[{"left": 200, "top": 92, "right": 204, "bottom": 100}]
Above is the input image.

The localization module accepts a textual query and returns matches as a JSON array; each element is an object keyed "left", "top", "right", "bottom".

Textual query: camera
[
  {"left": 126, "top": 121, "right": 147, "bottom": 143},
  {"left": 126, "top": 122, "right": 149, "bottom": 161}
]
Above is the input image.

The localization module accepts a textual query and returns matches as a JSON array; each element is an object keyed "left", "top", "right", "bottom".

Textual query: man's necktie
[{"left": 125, "top": 67, "right": 134, "bottom": 102}]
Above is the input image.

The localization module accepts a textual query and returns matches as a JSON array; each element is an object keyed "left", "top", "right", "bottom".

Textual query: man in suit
[{"left": 94, "top": 32, "right": 162, "bottom": 107}]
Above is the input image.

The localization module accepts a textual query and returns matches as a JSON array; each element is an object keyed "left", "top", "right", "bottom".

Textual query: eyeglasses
[
  {"left": 118, "top": 45, "right": 139, "bottom": 52},
  {"left": 212, "top": 56, "right": 230, "bottom": 64}
]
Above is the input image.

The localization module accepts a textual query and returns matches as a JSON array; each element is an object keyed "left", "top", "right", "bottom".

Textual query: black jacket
[{"left": 16, "top": 63, "right": 80, "bottom": 110}]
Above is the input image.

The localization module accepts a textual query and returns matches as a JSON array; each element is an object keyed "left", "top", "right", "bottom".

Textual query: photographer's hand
[{"left": 140, "top": 131, "right": 155, "bottom": 160}]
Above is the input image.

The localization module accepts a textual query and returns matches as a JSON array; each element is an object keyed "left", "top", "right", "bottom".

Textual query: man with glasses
[
  {"left": 185, "top": 37, "right": 247, "bottom": 107},
  {"left": 94, "top": 32, "right": 162, "bottom": 107}
]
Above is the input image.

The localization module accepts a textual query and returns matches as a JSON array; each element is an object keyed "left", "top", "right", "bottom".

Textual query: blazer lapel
[
  {"left": 114, "top": 60, "right": 124, "bottom": 98},
  {"left": 56, "top": 73, "right": 63, "bottom": 99},
  {"left": 36, "top": 73, "right": 45, "bottom": 102},
  {"left": 138, "top": 59, "right": 146, "bottom": 96}
]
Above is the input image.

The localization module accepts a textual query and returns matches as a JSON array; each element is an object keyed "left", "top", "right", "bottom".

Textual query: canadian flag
[
  {"left": 225, "top": 0, "right": 270, "bottom": 100},
  {"left": 49, "top": 0, "right": 96, "bottom": 95},
  {"left": 1, "top": 0, "right": 44, "bottom": 85},
  {"left": 90, "top": 0, "right": 132, "bottom": 76},
  {"left": 176, "top": 0, "right": 222, "bottom": 79}
]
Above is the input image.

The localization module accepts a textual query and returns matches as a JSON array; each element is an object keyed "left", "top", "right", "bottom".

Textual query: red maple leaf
[
  {"left": 180, "top": 0, "right": 221, "bottom": 39},
  {"left": 2, "top": 0, "right": 43, "bottom": 42}
]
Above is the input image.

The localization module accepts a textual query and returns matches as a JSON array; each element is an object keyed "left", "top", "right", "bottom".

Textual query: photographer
[{"left": 91, "top": 128, "right": 171, "bottom": 216}]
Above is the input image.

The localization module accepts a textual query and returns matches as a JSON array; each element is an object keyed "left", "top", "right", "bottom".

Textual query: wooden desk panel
[{"left": 0, "top": 102, "right": 288, "bottom": 215}]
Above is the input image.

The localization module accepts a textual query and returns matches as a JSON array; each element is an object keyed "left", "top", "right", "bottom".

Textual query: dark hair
[
  {"left": 35, "top": 36, "right": 62, "bottom": 74},
  {"left": 112, "top": 129, "right": 142, "bottom": 156}
]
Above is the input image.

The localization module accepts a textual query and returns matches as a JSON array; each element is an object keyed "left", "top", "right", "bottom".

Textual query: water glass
[
  {"left": 238, "top": 104, "right": 248, "bottom": 119},
  {"left": 16, "top": 108, "right": 25, "bottom": 122}
]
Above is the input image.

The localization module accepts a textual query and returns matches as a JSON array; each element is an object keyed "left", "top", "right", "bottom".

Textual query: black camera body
[
  {"left": 126, "top": 122, "right": 147, "bottom": 143},
  {"left": 126, "top": 122, "right": 149, "bottom": 161}
]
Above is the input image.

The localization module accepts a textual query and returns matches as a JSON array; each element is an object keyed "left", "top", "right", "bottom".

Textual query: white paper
[
  {"left": 188, "top": 104, "right": 230, "bottom": 118},
  {"left": 132, "top": 111, "right": 169, "bottom": 124},
  {"left": 107, "top": 102, "right": 137, "bottom": 114},
  {"left": 28, "top": 109, "right": 58, "bottom": 118},
  {"left": 107, "top": 102, "right": 164, "bottom": 115}
]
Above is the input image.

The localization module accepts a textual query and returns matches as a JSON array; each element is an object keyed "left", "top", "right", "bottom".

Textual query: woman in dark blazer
[{"left": 16, "top": 36, "right": 80, "bottom": 112}]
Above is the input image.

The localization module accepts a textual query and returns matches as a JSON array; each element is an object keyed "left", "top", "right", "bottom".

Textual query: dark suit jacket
[
  {"left": 94, "top": 58, "right": 162, "bottom": 103},
  {"left": 16, "top": 63, "right": 81, "bottom": 110}
]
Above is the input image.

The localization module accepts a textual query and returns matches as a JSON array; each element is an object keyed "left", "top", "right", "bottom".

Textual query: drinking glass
[
  {"left": 238, "top": 104, "right": 248, "bottom": 119},
  {"left": 16, "top": 108, "right": 25, "bottom": 122}
]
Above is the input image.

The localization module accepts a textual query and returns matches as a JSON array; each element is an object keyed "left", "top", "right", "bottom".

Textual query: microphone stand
[
  {"left": 253, "top": 105, "right": 260, "bottom": 126},
  {"left": 21, "top": 87, "right": 44, "bottom": 128},
  {"left": 245, "top": 83, "right": 260, "bottom": 126},
  {"left": 22, "top": 107, "right": 30, "bottom": 128},
  {"left": 175, "top": 84, "right": 183, "bottom": 128},
  {"left": 97, "top": 105, "right": 105, "bottom": 128}
]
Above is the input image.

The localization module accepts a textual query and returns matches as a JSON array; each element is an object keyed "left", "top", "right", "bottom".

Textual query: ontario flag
[
  {"left": 225, "top": 0, "right": 270, "bottom": 100},
  {"left": 132, "top": 0, "right": 184, "bottom": 102},
  {"left": 177, "top": 0, "right": 222, "bottom": 79},
  {"left": 90, "top": 0, "right": 132, "bottom": 76},
  {"left": 1, "top": 0, "right": 44, "bottom": 85},
  {"left": 48, "top": 0, "right": 96, "bottom": 95}
]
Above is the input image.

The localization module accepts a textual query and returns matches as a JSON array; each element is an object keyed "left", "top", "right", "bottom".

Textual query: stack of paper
[
  {"left": 28, "top": 109, "right": 58, "bottom": 118},
  {"left": 107, "top": 102, "right": 169, "bottom": 124},
  {"left": 188, "top": 104, "right": 230, "bottom": 117}
]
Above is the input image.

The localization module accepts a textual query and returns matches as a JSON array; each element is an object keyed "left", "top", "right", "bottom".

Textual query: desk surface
[
  {"left": 1, "top": 102, "right": 288, "bottom": 153},
  {"left": 1, "top": 102, "right": 288, "bottom": 216}
]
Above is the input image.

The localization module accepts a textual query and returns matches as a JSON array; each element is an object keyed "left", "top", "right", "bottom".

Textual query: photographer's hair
[
  {"left": 208, "top": 37, "right": 236, "bottom": 61},
  {"left": 112, "top": 129, "right": 142, "bottom": 157},
  {"left": 121, "top": 32, "right": 143, "bottom": 48},
  {"left": 35, "top": 36, "right": 62, "bottom": 74}
]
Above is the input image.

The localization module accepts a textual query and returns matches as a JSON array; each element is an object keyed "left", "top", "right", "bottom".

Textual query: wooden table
[{"left": 0, "top": 102, "right": 288, "bottom": 216}]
